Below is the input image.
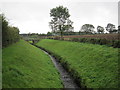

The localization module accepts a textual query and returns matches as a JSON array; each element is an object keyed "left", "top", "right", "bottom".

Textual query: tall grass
[
  {"left": 36, "top": 39, "right": 119, "bottom": 88},
  {"left": 2, "top": 40, "right": 63, "bottom": 88}
]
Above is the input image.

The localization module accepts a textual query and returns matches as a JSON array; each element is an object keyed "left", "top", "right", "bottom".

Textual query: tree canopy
[
  {"left": 118, "top": 25, "right": 120, "bottom": 33},
  {"left": 97, "top": 26, "right": 104, "bottom": 34},
  {"left": 106, "top": 23, "right": 117, "bottom": 33},
  {"left": 1, "top": 14, "right": 20, "bottom": 47},
  {"left": 80, "top": 24, "right": 95, "bottom": 34},
  {"left": 49, "top": 6, "right": 73, "bottom": 38},
  {"left": 50, "top": 6, "right": 70, "bottom": 20}
]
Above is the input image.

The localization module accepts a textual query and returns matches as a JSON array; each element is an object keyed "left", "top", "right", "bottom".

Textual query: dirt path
[{"left": 33, "top": 44, "right": 80, "bottom": 88}]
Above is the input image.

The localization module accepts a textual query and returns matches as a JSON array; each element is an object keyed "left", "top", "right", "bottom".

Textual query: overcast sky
[{"left": 0, "top": 0, "right": 119, "bottom": 34}]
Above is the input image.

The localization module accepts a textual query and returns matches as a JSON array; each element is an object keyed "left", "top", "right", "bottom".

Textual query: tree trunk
[{"left": 59, "top": 25, "right": 63, "bottom": 40}]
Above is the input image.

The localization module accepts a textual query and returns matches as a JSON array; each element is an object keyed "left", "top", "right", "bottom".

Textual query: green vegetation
[
  {"left": 2, "top": 40, "right": 63, "bottom": 88},
  {"left": 80, "top": 24, "right": 95, "bottom": 34},
  {"left": 36, "top": 39, "right": 119, "bottom": 88},
  {"left": 28, "top": 40, "right": 33, "bottom": 44},
  {"left": 49, "top": 6, "right": 73, "bottom": 39},
  {"left": 1, "top": 14, "right": 20, "bottom": 47},
  {"left": 71, "top": 38, "right": 120, "bottom": 48}
]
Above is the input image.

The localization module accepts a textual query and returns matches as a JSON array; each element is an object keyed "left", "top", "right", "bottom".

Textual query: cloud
[{"left": 1, "top": 1, "right": 118, "bottom": 34}]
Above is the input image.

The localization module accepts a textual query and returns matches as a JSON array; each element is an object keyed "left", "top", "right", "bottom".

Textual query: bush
[
  {"left": 112, "top": 40, "right": 120, "bottom": 48},
  {"left": 89, "top": 38, "right": 96, "bottom": 44},
  {"left": 71, "top": 38, "right": 79, "bottom": 42},
  {"left": 54, "top": 36, "right": 61, "bottom": 40},
  {"left": 79, "top": 38, "right": 87, "bottom": 43},
  {"left": 1, "top": 14, "right": 20, "bottom": 47},
  {"left": 70, "top": 37, "right": 120, "bottom": 48},
  {"left": 99, "top": 39, "right": 107, "bottom": 45}
]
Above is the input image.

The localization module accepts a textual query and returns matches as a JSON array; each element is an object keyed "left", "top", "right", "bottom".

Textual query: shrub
[
  {"left": 79, "top": 38, "right": 87, "bottom": 43},
  {"left": 54, "top": 36, "right": 61, "bottom": 40},
  {"left": 70, "top": 37, "right": 120, "bottom": 48},
  {"left": 112, "top": 40, "right": 120, "bottom": 48},
  {"left": 89, "top": 38, "right": 96, "bottom": 44},
  {"left": 71, "top": 38, "right": 79, "bottom": 42},
  {"left": 99, "top": 39, "right": 107, "bottom": 45},
  {"left": 2, "top": 14, "right": 20, "bottom": 47}
]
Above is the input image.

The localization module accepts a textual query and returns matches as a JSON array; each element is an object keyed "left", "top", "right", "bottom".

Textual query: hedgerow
[
  {"left": 1, "top": 14, "right": 20, "bottom": 47},
  {"left": 71, "top": 38, "right": 120, "bottom": 48}
]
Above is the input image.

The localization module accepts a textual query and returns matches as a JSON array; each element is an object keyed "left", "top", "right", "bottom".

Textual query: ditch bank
[{"left": 32, "top": 44, "right": 89, "bottom": 89}]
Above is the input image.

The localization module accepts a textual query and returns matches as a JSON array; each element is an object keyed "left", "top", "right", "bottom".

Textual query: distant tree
[
  {"left": 106, "top": 23, "right": 117, "bottom": 33},
  {"left": 39, "top": 33, "right": 47, "bottom": 36},
  {"left": 97, "top": 26, "right": 104, "bottom": 34},
  {"left": 47, "top": 32, "right": 52, "bottom": 36},
  {"left": 50, "top": 6, "right": 73, "bottom": 39},
  {"left": 118, "top": 25, "right": 120, "bottom": 33},
  {"left": 80, "top": 24, "right": 95, "bottom": 34}
]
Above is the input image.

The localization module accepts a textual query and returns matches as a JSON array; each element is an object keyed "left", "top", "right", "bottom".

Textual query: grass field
[
  {"left": 36, "top": 39, "right": 119, "bottom": 88},
  {"left": 2, "top": 40, "right": 63, "bottom": 88}
]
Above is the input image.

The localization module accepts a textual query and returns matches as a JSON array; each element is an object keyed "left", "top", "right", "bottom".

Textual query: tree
[
  {"left": 106, "top": 23, "right": 117, "bottom": 33},
  {"left": 118, "top": 25, "right": 120, "bottom": 33},
  {"left": 1, "top": 14, "right": 9, "bottom": 46},
  {"left": 49, "top": 20, "right": 58, "bottom": 33},
  {"left": 80, "top": 24, "right": 95, "bottom": 34},
  {"left": 47, "top": 32, "right": 52, "bottom": 36},
  {"left": 97, "top": 26, "right": 104, "bottom": 34},
  {"left": 1, "top": 14, "right": 20, "bottom": 47},
  {"left": 62, "top": 19, "right": 74, "bottom": 35},
  {"left": 50, "top": 6, "right": 73, "bottom": 39}
]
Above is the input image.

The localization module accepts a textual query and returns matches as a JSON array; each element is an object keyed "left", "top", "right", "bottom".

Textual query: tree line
[
  {"left": 80, "top": 23, "right": 119, "bottom": 34},
  {"left": 1, "top": 14, "right": 20, "bottom": 47},
  {"left": 49, "top": 6, "right": 120, "bottom": 38}
]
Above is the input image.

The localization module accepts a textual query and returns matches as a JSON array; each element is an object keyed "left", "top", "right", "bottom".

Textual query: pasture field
[
  {"left": 36, "top": 39, "right": 119, "bottom": 88},
  {"left": 2, "top": 40, "right": 63, "bottom": 88}
]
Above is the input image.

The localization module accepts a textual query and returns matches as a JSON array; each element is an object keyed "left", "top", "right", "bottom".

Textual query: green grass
[
  {"left": 2, "top": 40, "right": 63, "bottom": 88},
  {"left": 36, "top": 39, "right": 119, "bottom": 88},
  {"left": 28, "top": 40, "right": 33, "bottom": 44}
]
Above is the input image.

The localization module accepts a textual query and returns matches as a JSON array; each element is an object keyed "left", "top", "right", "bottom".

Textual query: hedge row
[
  {"left": 70, "top": 38, "right": 120, "bottom": 48},
  {"left": 1, "top": 14, "right": 20, "bottom": 47},
  {"left": 49, "top": 36, "right": 120, "bottom": 48}
]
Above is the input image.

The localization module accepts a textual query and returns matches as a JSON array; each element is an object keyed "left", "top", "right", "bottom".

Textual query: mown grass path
[
  {"left": 36, "top": 39, "right": 119, "bottom": 88},
  {"left": 2, "top": 40, "right": 63, "bottom": 88}
]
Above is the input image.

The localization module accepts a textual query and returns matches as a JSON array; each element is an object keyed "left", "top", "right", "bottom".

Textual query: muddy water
[{"left": 41, "top": 49, "right": 80, "bottom": 89}]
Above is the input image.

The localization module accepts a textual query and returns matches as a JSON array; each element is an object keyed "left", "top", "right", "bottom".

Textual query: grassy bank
[
  {"left": 2, "top": 40, "right": 63, "bottom": 88},
  {"left": 36, "top": 39, "right": 119, "bottom": 88}
]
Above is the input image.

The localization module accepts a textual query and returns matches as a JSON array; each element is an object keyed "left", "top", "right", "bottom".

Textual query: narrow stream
[{"left": 33, "top": 44, "right": 80, "bottom": 89}]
